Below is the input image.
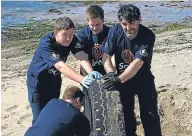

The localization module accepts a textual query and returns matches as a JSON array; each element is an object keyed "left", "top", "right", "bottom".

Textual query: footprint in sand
[
  {"left": 157, "top": 84, "right": 171, "bottom": 94},
  {"left": 10, "top": 112, "right": 17, "bottom": 116},
  {"left": 1, "top": 124, "right": 8, "bottom": 131},
  {"left": 2, "top": 114, "right": 9, "bottom": 119},
  {"left": 6, "top": 105, "right": 18, "bottom": 112},
  {"left": 2, "top": 132, "right": 14, "bottom": 136},
  {"left": 17, "top": 114, "right": 31, "bottom": 124}
]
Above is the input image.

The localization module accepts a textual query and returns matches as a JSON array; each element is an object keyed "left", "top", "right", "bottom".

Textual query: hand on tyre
[
  {"left": 88, "top": 71, "right": 103, "bottom": 80},
  {"left": 102, "top": 76, "right": 121, "bottom": 91},
  {"left": 81, "top": 75, "right": 95, "bottom": 88},
  {"left": 103, "top": 72, "right": 117, "bottom": 80}
]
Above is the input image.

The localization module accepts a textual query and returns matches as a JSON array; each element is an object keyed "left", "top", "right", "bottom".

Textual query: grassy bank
[
  {"left": 151, "top": 23, "right": 192, "bottom": 34},
  {"left": 2, "top": 20, "right": 192, "bottom": 59}
]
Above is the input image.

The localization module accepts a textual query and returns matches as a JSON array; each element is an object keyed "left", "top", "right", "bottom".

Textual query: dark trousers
[
  {"left": 27, "top": 74, "right": 61, "bottom": 124},
  {"left": 119, "top": 77, "right": 162, "bottom": 136}
]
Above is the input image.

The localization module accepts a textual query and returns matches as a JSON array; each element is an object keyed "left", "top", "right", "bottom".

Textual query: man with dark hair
[
  {"left": 71, "top": 5, "right": 115, "bottom": 125},
  {"left": 102, "top": 4, "right": 162, "bottom": 136},
  {"left": 27, "top": 17, "right": 94, "bottom": 124},
  {"left": 25, "top": 86, "right": 91, "bottom": 136}
]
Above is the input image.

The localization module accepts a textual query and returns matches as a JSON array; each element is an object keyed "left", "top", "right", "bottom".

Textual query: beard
[{"left": 124, "top": 25, "right": 139, "bottom": 40}]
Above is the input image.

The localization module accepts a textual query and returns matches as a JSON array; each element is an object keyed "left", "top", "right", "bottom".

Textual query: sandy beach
[{"left": 1, "top": 1, "right": 192, "bottom": 136}]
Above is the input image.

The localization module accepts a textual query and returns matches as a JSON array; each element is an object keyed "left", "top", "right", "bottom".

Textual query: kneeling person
[{"left": 25, "top": 86, "right": 91, "bottom": 136}]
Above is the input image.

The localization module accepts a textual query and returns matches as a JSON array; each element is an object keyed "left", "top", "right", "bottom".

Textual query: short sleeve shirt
[
  {"left": 102, "top": 24, "right": 155, "bottom": 78},
  {"left": 71, "top": 25, "right": 110, "bottom": 75},
  {"left": 24, "top": 99, "right": 91, "bottom": 136},
  {"left": 27, "top": 32, "right": 77, "bottom": 87}
]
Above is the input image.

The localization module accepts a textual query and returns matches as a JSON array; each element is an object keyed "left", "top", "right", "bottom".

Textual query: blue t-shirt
[
  {"left": 25, "top": 99, "right": 90, "bottom": 136},
  {"left": 72, "top": 25, "right": 110, "bottom": 75},
  {"left": 102, "top": 24, "right": 155, "bottom": 78},
  {"left": 27, "top": 32, "right": 77, "bottom": 87}
]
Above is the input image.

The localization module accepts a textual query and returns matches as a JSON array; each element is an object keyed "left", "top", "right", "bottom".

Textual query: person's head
[
  {"left": 86, "top": 5, "right": 104, "bottom": 34},
  {"left": 63, "top": 86, "right": 85, "bottom": 110},
  {"left": 54, "top": 17, "right": 74, "bottom": 47},
  {"left": 118, "top": 4, "right": 141, "bottom": 40}
]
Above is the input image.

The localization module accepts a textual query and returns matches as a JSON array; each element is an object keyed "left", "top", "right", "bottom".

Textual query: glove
[
  {"left": 103, "top": 72, "right": 117, "bottom": 80},
  {"left": 81, "top": 75, "right": 95, "bottom": 89},
  {"left": 88, "top": 71, "right": 103, "bottom": 80},
  {"left": 102, "top": 76, "right": 121, "bottom": 91}
]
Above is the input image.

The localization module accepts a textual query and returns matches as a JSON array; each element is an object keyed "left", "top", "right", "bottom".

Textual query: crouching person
[{"left": 25, "top": 86, "right": 91, "bottom": 136}]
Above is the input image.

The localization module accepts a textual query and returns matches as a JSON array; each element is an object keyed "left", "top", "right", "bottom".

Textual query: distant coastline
[{"left": 2, "top": 1, "right": 192, "bottom": 28}]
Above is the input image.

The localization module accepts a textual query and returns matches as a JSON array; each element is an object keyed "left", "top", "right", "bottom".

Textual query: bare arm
[
  {"left": 54, "top": 61, "right": 84, "bottom": 83},
  {"left": 111, "top": 54, "right": 117, "bottom": 73},
  {"left": 102, "top": 53, "right": 115, "bottom": 73},
  {"left": 74, "top": 51, "right": 94, "bottom": 73},
  {"left": 79, "top": 60, "right": 94, "bottom": 73},
  {"left": 118, "top": 58, "right": 144, "bottom": 83}
]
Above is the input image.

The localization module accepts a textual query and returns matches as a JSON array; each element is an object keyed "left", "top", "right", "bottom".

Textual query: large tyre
[{"left": 87, "top": 79, "right": 126, "bottom": 136}]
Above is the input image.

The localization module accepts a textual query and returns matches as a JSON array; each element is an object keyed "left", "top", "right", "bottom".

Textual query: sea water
[{"left": 1, "top": 1, "right": 192, "bottom": 28}]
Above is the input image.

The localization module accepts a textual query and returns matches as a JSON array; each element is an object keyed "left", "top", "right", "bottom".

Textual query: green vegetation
[
  {"left": 3, "top": 20, "right": 53, "bottom": 41},
  {"left": 2, "top": 20, "right": 191, "bottom": 59},
  {"left": 4, "top": 20, "right": 190, "bottom": 43},
  {"left": 1, "top": 20, "right": 87, "bottom": 59},
  {"left": 2, "top": 20, "right": 53, "bottom": 58},
  {"left": 75, "top": 1, "right": 108, "bottom": 5},
  {"left": 52, "top": 1, "right": 108, "bottom": 6},
  {"left": 3, "top": 20, "right": 88, "bottom": 42},
  {"left": 152, "top": 23, "right": 192, "bottom": 34}
]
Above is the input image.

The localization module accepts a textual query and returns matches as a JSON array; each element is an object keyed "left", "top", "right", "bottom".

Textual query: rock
[
  {"left": 160, "top": 3, "right": 164, "bottom": 6},
  {"left": 48, "top": 9, "right": 62, "bottom": 14}
]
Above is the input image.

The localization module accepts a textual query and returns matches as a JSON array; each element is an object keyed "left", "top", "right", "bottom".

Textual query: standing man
[
  {"left": 25, "top": 86, "right": 91, "bottom": 136},
  {"left": 27, "top": 17, "right": 94, "bottom": 124},
  {"left": 72, "top": 5, "right": 111, "bottom": 77},
  {"left": 71, "top": 5, "right": 113, "bottom": 124},
  {"left": 102, "top": 4, "right": 162, "bottom": 136}
]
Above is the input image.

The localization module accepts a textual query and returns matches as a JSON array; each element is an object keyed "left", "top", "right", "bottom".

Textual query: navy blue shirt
[
  {"left": 27, "top": 32, "right": 77, "bottom": 87},
  {"left": 25, "top": 99, "right": 91, "bottom": 136},
  {"left": 102, "top": 24, "right": 155, "bottom": 78},
  {"left": 72, "top": 25, "right": 110, "bottom": 75}
]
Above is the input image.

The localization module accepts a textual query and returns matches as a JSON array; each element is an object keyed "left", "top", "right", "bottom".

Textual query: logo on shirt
[
  {"left": 75, "top": 42, "right": 84, "bottom": 49},
  {"left": 48, "top": 68, "right": 60, "bottom": 76},
  {"left": 92, "top": 44, "right": 103, "bottom": 60},
  {"left": 104, "top": 40, "right": 108, "bottom": 48},
  {"left": 121, "top": 49, "right": 134, "bottom": 64},
  {"left": 139, "top": 49, "right": 148, "bottom": 57},
  {"left": 50, "top": 53, "right": 60, "bottom": 61}
]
